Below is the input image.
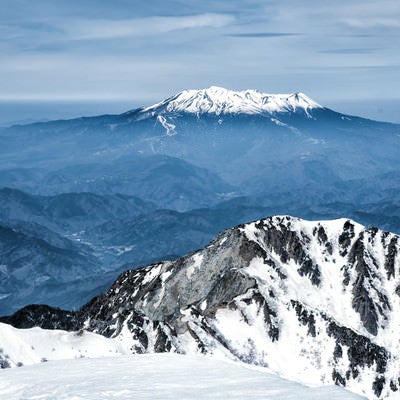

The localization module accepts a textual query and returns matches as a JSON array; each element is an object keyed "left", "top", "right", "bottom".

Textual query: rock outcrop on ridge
[{"left": 2, "top": 216, "right": 400, "bottom": 399}]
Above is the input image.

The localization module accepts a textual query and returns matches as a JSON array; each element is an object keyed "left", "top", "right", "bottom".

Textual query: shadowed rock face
[
  {"left": 0, "top": 304, "right": 76, "bottom": 331},
  {"left": 2, "top": 215, "right": 400, "bottom": 399}
]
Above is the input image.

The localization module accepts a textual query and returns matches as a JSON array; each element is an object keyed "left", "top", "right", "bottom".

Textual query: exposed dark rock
[
  {"left": 341, "top": 266, "right": 351, "bottom": 286},
  {"left": 326, "top": 321, "right": 388, "bottom": 375},
  {"left": 0, "top": 304, "right": 78, "bottom": 330},
  {"left": 297, "top": 257, "right": 321, "bottom": 286},
  {"left": 244, "top": 290, "right": 279, "bottom": 341},
  {"left": 348, "top": 235, "right": 390, "bottom": 336},
  {"left": 261, "top": 221, "right": 321, "bottom": 286},
  {"left": 153, "top": 322, "right": 174, "bottom": 353},
  {"left": 385, "top": 237, "right": 398, "bottom": 280},
  {"left": 129, "top": 319, "right": 148, "bottom": 352},
  {"left": 291, "top": 300, "right": 316, "bottom": 337},
  {"left": 239, "top": 236, "right": 267, "bottom": 263},
  {"left": 0, "top": 359, "right": 10, "bottom": 369},
  {"left": 332, "top": 369, "right": 346, "bottom": 386},
  {"left": 204, "top": 269, "right": 257, "bottom": 314},
  {"left": 265, "top": 258, "right": 287, "bottom": 280},
  {"left": 325, "top": 241, "right": 333, "bottom": 255},
  {"left": 351, "top": 283, "right": 379, "bottom": 336},
  {"left": 317, "top": 225, "right": 328, "bottom": 245},
  {"left": 339, "top": 220, "right": 355, "bottom": 256},
  {"left": 333, "top": 343, "right": 343, "bottom": 360},
  {"left": 373, "top": 376, "right": 386, "bottom": 397}
]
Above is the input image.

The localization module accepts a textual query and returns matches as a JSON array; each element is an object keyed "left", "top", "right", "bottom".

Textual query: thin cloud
[
  {"left": 1, "top": 0, "right": 399, "bottom": 107},
  {"left": 62, "top": 14, "right": 235, "bottom": 41},
  {"left": 318, "top": 48, "right": 377, "bottom": 54},
  {"left": 226, "top": 32, "right": 299, "bottom": 38},
  {"left": 343, "top": 17, "right": 400, "bottom": 29}
]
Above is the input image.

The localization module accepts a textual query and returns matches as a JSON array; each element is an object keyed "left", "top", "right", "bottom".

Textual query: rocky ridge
[{"left": 2, "top": 216, "right": 400, "bottom": 399}]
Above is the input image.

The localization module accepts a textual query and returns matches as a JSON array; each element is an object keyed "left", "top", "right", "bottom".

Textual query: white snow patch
[
  {"left": 157, "top": 115, "right": 176, "bottom": 136},
  {"left": 143, "top": 86, "right": 322, "bottom": 117},
  {"left": 0, "top": 323, "right": 127, "bottom": 368},
  {"left": 219, "top": 237, "right": 228, "bottom": 246},
  {"left": 186, "top": 253, "right": 204, "bottom": 279},
  {"left": 200, "top": 300, "right": 207, "bottom": 310},
  {"left": 141, "top": 264, "right": 162, "bottom": 285}
]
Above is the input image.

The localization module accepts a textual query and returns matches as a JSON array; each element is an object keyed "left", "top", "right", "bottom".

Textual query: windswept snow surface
[
  {"left": 0, "top": 353, "right": 366, "bottom": 400},
  {"left": 0, "top": 322, "right": 128, "bottom": 367},
  {"left": 0, "top": 321, "right": 365, "bottom": 399},
  {"left": 142, "top": 86, "right": 322, "bottom": 116}
]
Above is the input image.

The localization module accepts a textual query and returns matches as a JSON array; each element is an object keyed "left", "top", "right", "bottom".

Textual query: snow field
[{"left": 0, "top": 353, "right": 366, "bottom": 400}]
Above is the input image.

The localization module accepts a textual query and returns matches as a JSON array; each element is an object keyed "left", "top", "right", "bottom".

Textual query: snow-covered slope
[
  {"left": 2, "top": 216, "right": 400, "bottom": 399},
  {"left": 140, "top": 86, "right": 322, "bottom": 117},
  {"left": 0, "top": 322, "right": 127, "bottom": 368},
  {"left": 0, "top": 353, "right": 366, "bottom": 400}
]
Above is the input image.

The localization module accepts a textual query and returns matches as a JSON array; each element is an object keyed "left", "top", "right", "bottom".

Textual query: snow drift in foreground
[
  {"left": 0, "top": 353, "right": 366, "bottom": 400},
  {"left": 0, "top": 322, "right": 127, "bottom": 367}
]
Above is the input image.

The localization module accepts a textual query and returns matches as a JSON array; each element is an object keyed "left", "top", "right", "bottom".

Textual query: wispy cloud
[
  {"left": 226, "top": 32, "right": 299, "bottom": 38},
  {"left": 318, "top": 48, "right": 377, "bottom": 54},
  {"left": 62, "top": 14, "right": 235, "bottom": 41},
  {"left": 0, "top": 0, "right": 399, "bottom": 109},
  {"left": 343, "top": 17, "right": 400, "bottom": 29}
]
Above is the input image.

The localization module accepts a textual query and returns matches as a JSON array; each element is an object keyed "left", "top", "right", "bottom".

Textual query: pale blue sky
[{"left": 0, "top": 0, "right": 399, "bottom": 122}]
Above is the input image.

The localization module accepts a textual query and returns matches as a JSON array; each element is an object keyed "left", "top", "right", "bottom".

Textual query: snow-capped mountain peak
[{"left": 141, "top": 86, "right": 322, "bottom": 116}]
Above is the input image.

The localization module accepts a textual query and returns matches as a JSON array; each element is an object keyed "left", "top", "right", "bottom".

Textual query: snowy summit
[
  {"left": 141, "top": 86, "right": 322, "bottom": 116},
  {"left": 2, "top": 216, "right": 399, "bottom": 399}
]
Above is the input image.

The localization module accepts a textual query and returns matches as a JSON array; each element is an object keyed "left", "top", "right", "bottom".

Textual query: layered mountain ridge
[
  {"left": 1, "top": 85, "right": 400, "bottom": 326},
  {"left": 2, "top": 216, "right": 399, "bottom": 399}
]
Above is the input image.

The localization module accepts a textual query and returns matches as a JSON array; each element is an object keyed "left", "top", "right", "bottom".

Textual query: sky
[{"left": 0, "top": 0, "right": 399, "bottom": 123}]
